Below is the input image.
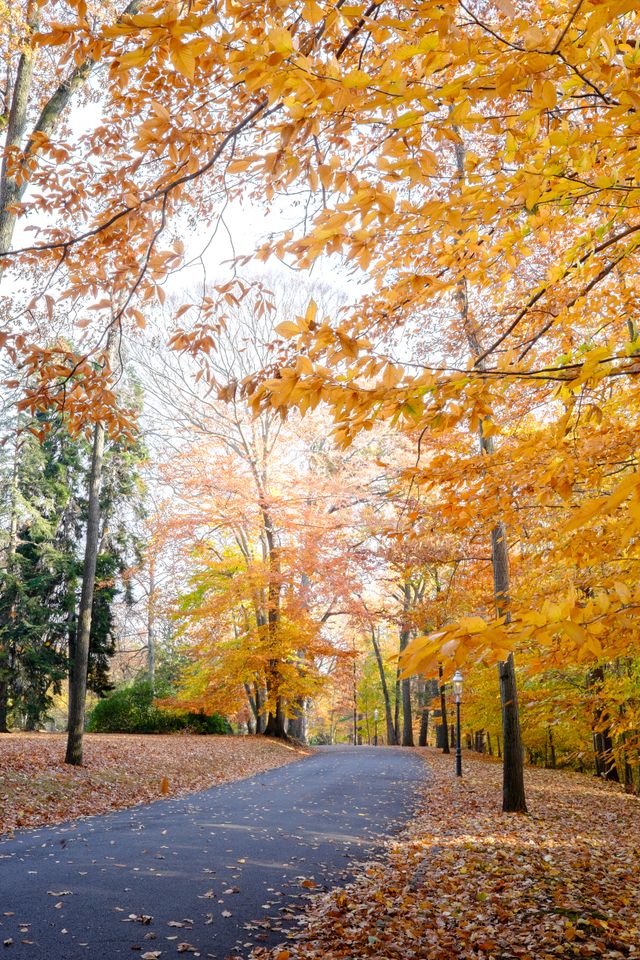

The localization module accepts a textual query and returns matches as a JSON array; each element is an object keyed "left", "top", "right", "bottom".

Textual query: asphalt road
[{"left": 0, "top": 745, "right": 425, "bottom": 960}]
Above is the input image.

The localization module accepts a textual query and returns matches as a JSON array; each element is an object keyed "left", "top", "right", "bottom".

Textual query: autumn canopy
[{"left": 0, "top": 0, "right": 638, "bottom": 808}]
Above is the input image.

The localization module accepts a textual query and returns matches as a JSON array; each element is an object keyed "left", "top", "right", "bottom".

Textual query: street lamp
[
  {"left": 452, "top": 670, "right": 464, "bottom": 777},
  {"left": 373, "top": 708, "right": 379, "bottom": 746}
]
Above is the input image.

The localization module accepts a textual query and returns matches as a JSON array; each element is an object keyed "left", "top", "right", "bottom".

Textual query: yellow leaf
[
  {"left": 275, "top": 321, "right": 300, "bottom": 338},
  {"left": 614, "top": 581, "right": 631, "bottom": 604},
  {"left": 170, "top": 42, "right": 196, "bottom": 80},
  {"left": 560, "top": 621, "right": 588, "bottom": 647},
  {"left": 302, "top": 1, "right": 324, "bottom": 25},
  {"left": 541, "top": 80, "right": 557, "bottom": 109},
  {"left": 458, "top": 616, "right": 488, "bottom": 634},
  {"left": 119, "top": 47, "right": 152, "bottom": 69},
  {"left": 392, "top": 110, "right": 422, "bottom": 130},
  {"left": 268, "top": 28, "right": 294, "bottom": 55},
  {"left": 295, "top": 355, "right": 314, "bottom": 375},
  {"left": 304, "top": 299, "right": 318, "bottom": 327}
]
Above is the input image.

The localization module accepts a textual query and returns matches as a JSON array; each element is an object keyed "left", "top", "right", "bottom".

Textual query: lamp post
[
  {"left": 373, "top": 708, "right": 379, "bottom": 746},
  {"left": 453, "top": 670, "right": 464, "bottom": 777}
]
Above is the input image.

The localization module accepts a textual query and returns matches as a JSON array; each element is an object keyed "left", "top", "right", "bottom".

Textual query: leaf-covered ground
[
  {"left": 0, "top": 733, "right": 309, "bottom": 836},
  {"left": 259, "top": 749, "right": 640, "bottom": 960}
]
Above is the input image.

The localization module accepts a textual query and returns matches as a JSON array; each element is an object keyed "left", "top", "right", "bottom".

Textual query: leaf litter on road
[{"left": 255, "top": 749, "right": 640, "bottom": 960}]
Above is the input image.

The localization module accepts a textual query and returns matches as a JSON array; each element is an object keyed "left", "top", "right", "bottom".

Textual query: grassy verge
[
  {"left": 0, "top": 732, "right": 310, "bottom": 835},
  {"left": 258, "top": 748, "right": 639, "bottom": 960}
]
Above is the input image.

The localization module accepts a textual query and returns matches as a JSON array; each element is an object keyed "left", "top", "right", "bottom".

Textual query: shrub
[{"left": 87, "top": 678, "right": 228, "bottom": 734}]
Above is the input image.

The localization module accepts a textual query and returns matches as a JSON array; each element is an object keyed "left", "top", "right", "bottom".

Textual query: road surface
[{"left": 0, "top": 745, "right": 425, "bottom": 959}]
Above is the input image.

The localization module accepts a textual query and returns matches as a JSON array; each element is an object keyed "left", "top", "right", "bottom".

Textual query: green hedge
[{"left": 87, "top": 678, "right": 228, "bottom": 734}]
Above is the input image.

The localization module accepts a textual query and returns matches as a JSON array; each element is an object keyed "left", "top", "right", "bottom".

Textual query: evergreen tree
[{"left": 0, "top": 379, "right": 146, "bottom": 730}]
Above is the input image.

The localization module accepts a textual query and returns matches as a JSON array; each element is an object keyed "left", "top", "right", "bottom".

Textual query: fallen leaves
[
  {"left": 0, "top": 733, "right": 310, "bottom": 835},
  {"left": 256, "top": 749, "right": 640, "bottom": 960}
]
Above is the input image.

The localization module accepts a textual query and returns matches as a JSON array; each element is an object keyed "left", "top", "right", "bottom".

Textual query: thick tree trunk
[
  {"left": 255, "top": 683, "right": 267, "bottom": 734},
  {"left": 418, "top": 707, "right": 429, "bottom": 746},
  {"left": 589, "top": 666, "right": 620, "bottom": 781},
  {"left": 244, "top": 682, "right": 258, "bottom": 733},
  {"left": 547, "top": 727, "right": 556, "bottom": 768},
  {"left": 288, "top": 698, "right": 307, "bottom": 743},
  {"left": 65, "top": 418, "right": 108, "bottom": 765},
  {"left": 370, "top": 626, "right": 397, "bottom": 745},
  {"left": 398, "top": 608, "right": 414, "bottom": 745},
  {"left": 263, "top": 661, "right": 287, "bottom": 738},
  {"left": 393, "top": 662, "right": 400, "bottom": 743},
  {"left": 401, "top": 675, "right": 414, "bottom": 745},
  {"left": 454, "top": 131, "right": 526, "bottom": 811},
  {"left": 263, "top": 703, "right": 287, "bottom": 738},
  {"left": 0, "top": 681, "right": 9, "bottom": 732},
  {"left": 438, "top": 663, "right": 450, "bottom": 754},
  {"left": 490, "top": 514, "right": 527, "bottom": 811},
  {"left": 498, "top": 653, "right": 527, "bottom": 812}
]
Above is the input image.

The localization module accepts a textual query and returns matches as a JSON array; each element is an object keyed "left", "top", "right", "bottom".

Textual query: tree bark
[
  {"left": 263, "top": 694, "right": 287, "bottom": 738},
  {"left": 453, "top": 130, "right": 526, "bottom": 812},
  {"left": 0, "top": 422, "right": 22, "bottom": 732},
  {"left": 398, "top": 599, "right": 415, "bottom": 746},
  {"left": 589, "top": 666, "right": 620, "bottom": 781},
  {"left": 370, "top": 625, "right": 397, "bottom": 744},
  {"left": 287, "top": 697, "right": 307, "bottom": 743},
  {"left": 0, "top": 681, "right": 9, "bottom": 733},
  {"left": 418, "top": 707, "right": 429, "bottom": 747},
  {"left": 65, "top": 331, "right": 118, "bottom": 765},
  {"left": 438, "top": 663, "right": 450, "bottom": 754},
  {"left": 147, "top": 556, "right": 156, "bottom": 690},
  {"left": 65, "top": 418, "right": 108, "bottom": 765},
  {"left": 498, "top": 653, "right": 527, "bottom": 812},
  {"left": 255, "top": 683, "right": 267, "bottom": 734},
  {"left": 547, "top": 727, "right": 556, "bottom": 768}
]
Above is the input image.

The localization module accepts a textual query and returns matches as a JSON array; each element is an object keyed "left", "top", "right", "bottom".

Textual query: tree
[
  {"left": 0, "top": 0, "right": 639, "bottom": 794},
  {"left": 0, "top": 387, "right": 144, "bottom": 733}
]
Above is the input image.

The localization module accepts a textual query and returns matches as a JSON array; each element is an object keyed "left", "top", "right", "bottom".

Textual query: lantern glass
[{"left": 452, "top": 670, "right": 464, "bottom": 702}]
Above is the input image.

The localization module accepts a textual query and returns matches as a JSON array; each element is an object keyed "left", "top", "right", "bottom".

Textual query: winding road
[{"left": 0, "top": 745, "right": 425, "bottom": 959}]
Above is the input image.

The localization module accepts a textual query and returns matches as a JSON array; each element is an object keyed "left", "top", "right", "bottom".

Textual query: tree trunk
[
  {"left": 453, "top": 131, "right": 526, "bottom": 811},
  {"left": 589, "top": 666, "right": 620, "bottom": 781},
  {"left": 401, "top": 671, "right": 414, "bottom": 745},
  {"left": 400, "top": 660, "right": 414, "bottom": 745},
  {"left": 0, "top": 681, "right": 9, "bottom": 733},
  {"left": 370, "top": 626, "right": 397, "bottom": 744},
  {"left": 498, "top": 653, "right": 527, "bottom": 812},
  {"left": 438, "top": 663, "right": 450, "bottom": 754},
  {"left": 0, "top": 423, "right": 22, "bottom": 733},
  {"left": 147, "top": 557, "right": 156, "bottom": 690},
  {"left": 244, "top": 682, "right": 259, "bottom": 733},
  {"left": 255, "top": 683, "right": 267, "bottom": 734},
  {"left": 547, "top": 727, "right": 556, "bottom": 768},
  {"left": 393, "top": 661, "right": 400, "bottom": 743},
  {"left": 264, "top": 695, "right": 287, "bottom": 738},
  {"left": 288, "top": 698, "right": 307, "bottom": 743},
  {"left": 65, "top": 417, "right": 108, "bottom": 766},
  {"left": 419, "top": 708, "right": 429, "bottom": 747}
]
